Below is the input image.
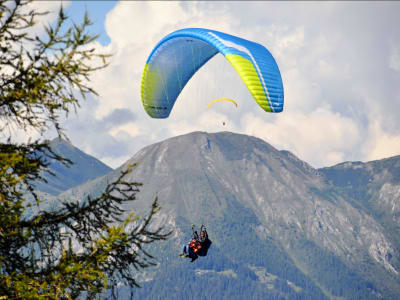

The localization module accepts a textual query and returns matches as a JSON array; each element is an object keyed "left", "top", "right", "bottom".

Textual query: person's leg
[
  {"left": 190, "top": 253, "right": 198, "bottom": 262},
  {"left": 187, "top": 246, "right": 198, "bottom": 262},
  {"left": 179, "top": 244, "right": 189, "bottom": 257}
]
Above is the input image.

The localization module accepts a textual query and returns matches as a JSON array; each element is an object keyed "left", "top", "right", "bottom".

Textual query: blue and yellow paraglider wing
[{"left": 141, "top": 28, "right": 284, "bottom": 118}]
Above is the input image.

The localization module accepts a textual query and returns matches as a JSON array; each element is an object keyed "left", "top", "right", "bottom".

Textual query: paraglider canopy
[
  {"left": 207, "top": 98, "right": 238, "bottom": 109},
  {"left": 141, "top": 28, "right": 284, "bottom": 118}
]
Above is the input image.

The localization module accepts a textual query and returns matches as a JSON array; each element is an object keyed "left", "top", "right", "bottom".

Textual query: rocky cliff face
[
  {"left": 319, "top": 156, "right": 400, "bottom": 287},
  {"left": 58, "top": 131, "right": 400, "bottom": 299}
]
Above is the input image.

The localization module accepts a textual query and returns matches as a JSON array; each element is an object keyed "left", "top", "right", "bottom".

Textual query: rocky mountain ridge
[
  {"left": 33, "top": 138, "right": 112, "bottom": 195},
  {"left": 53, "top": 131, "right": 399, "bottom": 299}
]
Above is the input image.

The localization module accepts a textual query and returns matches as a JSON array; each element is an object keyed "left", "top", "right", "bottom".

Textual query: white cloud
[
  {"left": 109, "top": 123, "right": 141, "bottom": 138},
  {"left": 241, "top": 107, "right": 361, "bottom": 168},
  {"left": 275, "top": 26, "right": 305, "bottom": 53},
  {"left": 105, "top": 2, "right": 189, "bottom": 49},
  {"left": 390, "top": 45, "right": 400, "bottom": 72},
  {"left": 364, "top": 121, "right": 400, "bottom": 162},
  {"left": 50, "top": 1, "right": 400, "bottom": 169}
]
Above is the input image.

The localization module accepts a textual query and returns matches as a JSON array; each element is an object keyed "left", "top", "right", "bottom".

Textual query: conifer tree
[{"left": 0, "top": 1, "right": 171, "bottom": 298}]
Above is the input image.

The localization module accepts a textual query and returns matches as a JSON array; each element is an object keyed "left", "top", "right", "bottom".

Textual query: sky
[{"left": 19, "top": 1, "right": 400, "bottom": 169}]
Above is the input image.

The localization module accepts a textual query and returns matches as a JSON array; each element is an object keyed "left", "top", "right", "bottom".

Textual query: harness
[{"left": 189, "top": 238, "right": 202, "bottom": 253}]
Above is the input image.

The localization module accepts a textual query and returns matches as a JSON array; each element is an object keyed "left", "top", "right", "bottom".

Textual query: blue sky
[
  {"left": 23, "top": 1, "right": 400, "bottom": 169},
  {"left": 64, "top": 1, "right": 117, "bottom": 46}
]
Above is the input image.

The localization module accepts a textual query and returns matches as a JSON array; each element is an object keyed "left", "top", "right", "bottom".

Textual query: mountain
[
  {"left": 58, "top": 131, "right": 400, "bottom": 299},
  {"left": 319, "top": 156, "right": 400, "bottom": 273},
  {"left": 33, "top": 138, "right": 112, "bottom": 195}
]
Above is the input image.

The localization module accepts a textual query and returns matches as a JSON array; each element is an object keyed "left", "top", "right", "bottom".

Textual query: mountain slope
[
  {"left": 34, "top": 138, "right": 112, "bottom": 195},
  {"left": 59, "top": 131, "right": 400, "bottom": 299},
  {"left": 319, "top": 156, "right": 400, "bottom": 277}
]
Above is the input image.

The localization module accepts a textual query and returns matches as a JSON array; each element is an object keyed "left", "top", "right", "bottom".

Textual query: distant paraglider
[
  {"left": 207, "top": 98, "right": 237, "bottom": 127},
  {"left": 141, "top": 28, "right": 284, "bottom": 118},
  {"left": 207, "top": 98, "right": 238, "bottom": 109}
]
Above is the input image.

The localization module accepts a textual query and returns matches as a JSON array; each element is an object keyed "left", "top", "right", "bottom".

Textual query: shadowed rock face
[
  {"left": 57, "top": 131, "right": 400, "bottom": 299},
  {"left": 33, "top": 138, "right": 112, "bottom": 195}
]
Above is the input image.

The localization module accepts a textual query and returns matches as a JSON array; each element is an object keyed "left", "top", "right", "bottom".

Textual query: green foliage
[
  {"left": 288, "top": 237, "right": 379, "bottom": 300},
  {"left": 0, "top": 1, "right": 171, "bottom": 298}
]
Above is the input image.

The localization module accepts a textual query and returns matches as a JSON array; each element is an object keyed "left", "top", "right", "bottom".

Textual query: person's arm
[{"left": 192, "top": 224, "right": 199, "bottom": 239}]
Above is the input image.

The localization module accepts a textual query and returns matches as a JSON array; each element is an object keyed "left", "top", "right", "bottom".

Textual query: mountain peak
[
  {"left": 125, "top": 131, "right": 280, "bottom": 168},
  {"left": 34, "top": 137, "right": 112, "bottom": 195}
]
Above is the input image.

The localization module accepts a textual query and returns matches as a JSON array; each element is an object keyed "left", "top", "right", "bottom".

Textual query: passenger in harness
[{"left": 180, "top": 225, "right": 212, "bottom": 262}]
